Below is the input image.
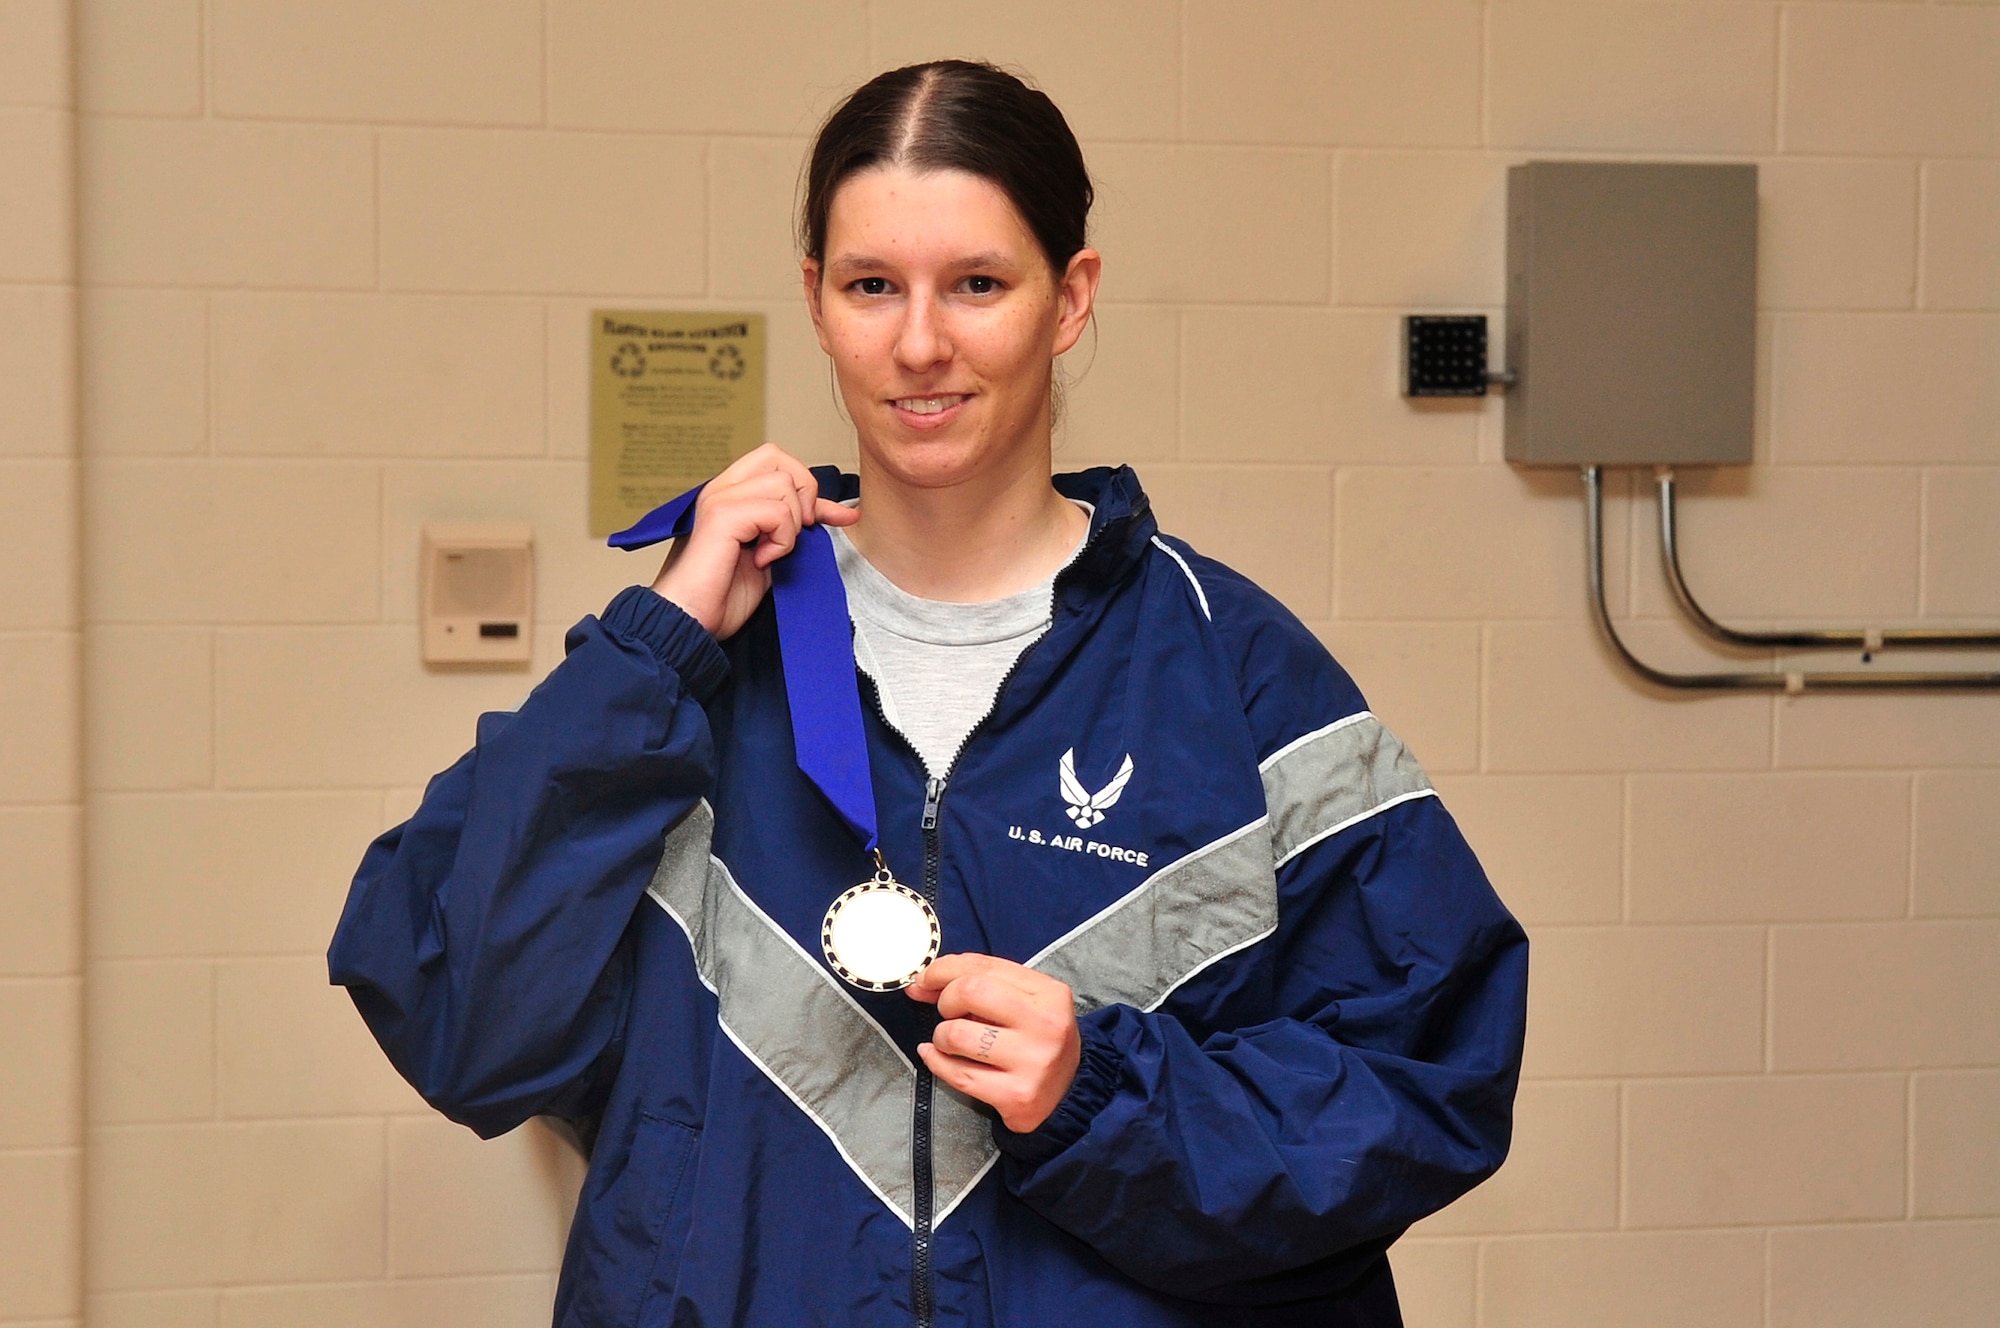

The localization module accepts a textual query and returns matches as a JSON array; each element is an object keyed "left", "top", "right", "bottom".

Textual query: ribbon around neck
[{"left": 609, "top": 483, "right": 879, "bottom": 854}]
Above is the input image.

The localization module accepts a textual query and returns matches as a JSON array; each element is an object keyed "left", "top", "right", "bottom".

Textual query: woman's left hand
[{"left": 909, "top": 954, "right": 1082, "bottom": 1134}]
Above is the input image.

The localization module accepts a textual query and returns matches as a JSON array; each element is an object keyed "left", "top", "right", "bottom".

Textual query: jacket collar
[
  {"left": 810, "top": 464, "right": 1158, "bottom": 593},
  {"left": 1055, "top": 465, "right": 1157, "bottom": 590}
]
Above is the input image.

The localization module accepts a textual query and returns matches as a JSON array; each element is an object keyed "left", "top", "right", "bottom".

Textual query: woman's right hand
[{"left": 649, "top": 443, "right": 858, "bottom": 640}]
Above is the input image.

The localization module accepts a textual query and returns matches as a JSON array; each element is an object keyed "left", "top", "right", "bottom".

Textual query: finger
[
  {"left": 759, "top": 470, "right": 815, "bottom": 546},
  {"left": 767, "top": 443, "right": 817, "bottom": 492},
  {"left": 918, "top": 954, "right": 1051, "bottom": 1006},
  {"left": 749, "top": 519, "right": 802, "bottom": 569},
  {"left": 792, "top": 466, "right": 823, "bottom": 526},
  {"left": 726, "top": 468, "right": 806, "bottom": 537},
  {"left": 715, "top": 440, "right": 792, "bottom": 484},
  {"left": 930, "top": 1017, "right": 1010, "bottom": 1067},
  {"left": 918, "top": 1041, "right": 1068, "bottom": 1134},
  {"left": 912, "top": 952, "right": 1020, "bottom": 993},
  {"left": 772, "top": 485, "right": 806, "bottom": 550},
  {"left": 732, "top": 442, "right": 817, "bottom": 513},
  {"left": 917, "top": 1039, "right": 1013, "bottom": 1086},
  {"left": 934, "top": 973, "right": 1049, "bottom": 1031},
  {"left": 700, "top": 495, "right": 799, "bottom": 553},
  {"left": 703, "top": 449, "right": 803, "bottom": 521}
]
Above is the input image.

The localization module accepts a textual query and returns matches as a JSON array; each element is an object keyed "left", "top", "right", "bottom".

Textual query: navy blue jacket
[{"left": 329, "top": 466, "right": 1528, "bottom": 1328}]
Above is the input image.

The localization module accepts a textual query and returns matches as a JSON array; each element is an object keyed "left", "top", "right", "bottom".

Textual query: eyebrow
[
  {"left": 823, "top": 255, "right": 885, "bottom": 279},
  {"left": 952, "top": 251, "right": 1020, "bottom": 271},
  {"left": 824, "top": 250, "right": 1023, "bottom": 278}
]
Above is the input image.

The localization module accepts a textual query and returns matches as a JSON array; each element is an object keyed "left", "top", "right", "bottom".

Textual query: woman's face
[{"left": 803, "top": 166, "right": 1099, "bottom": 493}]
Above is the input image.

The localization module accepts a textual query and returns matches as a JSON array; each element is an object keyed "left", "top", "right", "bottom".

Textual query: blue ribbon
[{"left": 609, "top": 483, "right": 879, "bottom": 854}]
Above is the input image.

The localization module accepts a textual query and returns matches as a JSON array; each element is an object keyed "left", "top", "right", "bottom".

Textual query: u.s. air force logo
[
  {"left": 1006, "top": 749, "right": 1150, "bottom": 867},
  {"left": 1059, "top": 748, "right": 1132, "bottom": 828}
]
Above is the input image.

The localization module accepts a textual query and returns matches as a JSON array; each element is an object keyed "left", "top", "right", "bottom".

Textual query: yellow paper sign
[{"left": 590, "top": 310, "right": 766, "bottom": 537}]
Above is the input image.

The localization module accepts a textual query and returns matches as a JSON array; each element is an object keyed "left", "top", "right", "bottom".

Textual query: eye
[
  {"left": 962, "top": 275, "right": 999, "bottom": 295},
  {"left": 850, "top": 277, "right": 891, "bottom": 296}
]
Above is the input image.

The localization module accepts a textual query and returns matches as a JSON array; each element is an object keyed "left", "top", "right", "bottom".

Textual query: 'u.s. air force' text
[{"left": 1008, "top": 825, "right": 1149, "bottom": 867}]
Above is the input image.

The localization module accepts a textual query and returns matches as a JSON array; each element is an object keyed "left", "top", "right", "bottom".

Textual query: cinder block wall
[
  {"left": 15, "top": 2, "right": 1996, "bottom": 1326},
  {"left": 0, "top": 1, "right": 84, "bottom": 1324}
]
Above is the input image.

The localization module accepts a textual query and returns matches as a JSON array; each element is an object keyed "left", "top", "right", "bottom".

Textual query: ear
[
  {"left": 802, "top": 258, "right": 832, "bottom": 354},
  {"left": 1051, "top": 248, "right": 1101, "bottom": 358}
]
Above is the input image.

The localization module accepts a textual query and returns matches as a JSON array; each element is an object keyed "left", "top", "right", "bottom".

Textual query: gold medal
[{"left": 821, "top": 854, "right": 941, "bottom": 992}]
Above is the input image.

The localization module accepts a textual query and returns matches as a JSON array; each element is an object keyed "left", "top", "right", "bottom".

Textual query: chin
[
  {"left": 860, "top": 427, "right": 995, "bottom": 490},
  {"left": 874, "top": 451, "right": 988, "bottom": 492},
  {"left": 858, "top": 415, "right": 1052, "bottom": 494}
]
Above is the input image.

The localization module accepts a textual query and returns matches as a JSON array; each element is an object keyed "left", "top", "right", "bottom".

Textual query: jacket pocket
[
  {"left": 625, "top": 1112, "right": 699, "bottom": 1326},
  {"left": 567, "top": 1110, "right": 701, "bottom": 1328}
]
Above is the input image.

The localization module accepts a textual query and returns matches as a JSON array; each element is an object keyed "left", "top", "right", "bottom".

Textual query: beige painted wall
[
  {"left": 1, "top": 1, "right": 84, "bottom": 1324},
  {"left": 1, "top": 1, "right": 1994, "bottom": 1325}
]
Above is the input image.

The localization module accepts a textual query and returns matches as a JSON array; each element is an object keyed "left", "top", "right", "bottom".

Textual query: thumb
[{"left": 813, "top": 498, "right": 860, "bottom": 527}]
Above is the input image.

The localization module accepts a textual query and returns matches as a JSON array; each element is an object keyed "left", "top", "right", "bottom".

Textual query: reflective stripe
[
  {"left": 647, "top": 803, "right": 923, "bottom": 1225},
  {"left": 930, "top": 1085, "right": 1000, "bottom": 1225},
  {"left": 1261, "top": 712, "right": 1435, "bottom": 869},
  {"left": 1031, "top": 712, "right": 1433, "bottom": 1014},
  {"left": 646, "top": 802, "right": 996, "bottom": 1228},
  {"left": 1028, "top": 819, "right": 1278, "bottom": 1014},
  {"left": 642, "top": 713, "right": 1430, "bottom": 1225}
]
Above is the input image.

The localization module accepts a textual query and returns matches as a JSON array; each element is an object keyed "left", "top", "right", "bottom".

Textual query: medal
[
  {"left": 821, "top": 852, "right": 941, "bottom": 991},
  {"left": 613, "top": 476, "right": 945, "bottom": 992}
]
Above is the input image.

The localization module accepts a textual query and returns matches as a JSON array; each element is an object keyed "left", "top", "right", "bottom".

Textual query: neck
[{"left": 847, "top": 452, "right": 1086, "bottom": 602}]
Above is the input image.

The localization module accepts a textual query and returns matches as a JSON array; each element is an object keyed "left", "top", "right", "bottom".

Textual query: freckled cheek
[{"left": 829, "top": 331, "right": 884, "bottom": 374}]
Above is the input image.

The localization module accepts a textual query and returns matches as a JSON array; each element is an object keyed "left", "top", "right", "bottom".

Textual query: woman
[{"left": 331, "top": 61, "right": 1527, "bottom": 1328}]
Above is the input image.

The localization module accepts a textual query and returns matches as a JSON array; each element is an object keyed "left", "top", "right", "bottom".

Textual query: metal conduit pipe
[
  {"left": 1655, "top": 468, "right": 2000, "bottom": 651},
  {"left": 1582, "top": 467, "right": 2000, "bottom": 693}
]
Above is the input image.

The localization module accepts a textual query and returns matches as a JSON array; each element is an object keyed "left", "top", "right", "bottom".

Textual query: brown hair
[{"left": 802, "top": 61, "right": 1093, "bottom": 275}]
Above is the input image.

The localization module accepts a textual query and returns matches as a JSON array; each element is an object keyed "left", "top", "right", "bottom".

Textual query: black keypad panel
[{"left": 1404, "top": 315, "right": 1490, "bottom": 397}]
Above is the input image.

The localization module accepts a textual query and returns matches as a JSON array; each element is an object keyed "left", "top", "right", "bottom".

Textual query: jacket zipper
[
  {"left": 905, "top": 634, "right": 1049, "bottom": 1328},
  {"left": 849, "top": 675, "right": 944, "bottom": 1328},
  {"left": 870, "top": 524, "right": 1109, "bottom": 1328},
  {"left": 911, "top": 773, "right": 946, "bottom": 1328}
]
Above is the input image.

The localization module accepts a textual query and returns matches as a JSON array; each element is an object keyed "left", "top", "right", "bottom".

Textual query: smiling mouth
[{"left": 890, "top": 394, "right": 969, "bottom": 415}]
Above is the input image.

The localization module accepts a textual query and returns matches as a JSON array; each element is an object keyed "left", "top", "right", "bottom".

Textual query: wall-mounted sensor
[
  {"left": 1403, "top": 316, "right": 1516, "bottom": 397},
  {"left": 421, "top": 523, "right": 534, "bottom": 667},
  {"left": 1404, "top": 316, "right": 1488, "bottom": 396}
]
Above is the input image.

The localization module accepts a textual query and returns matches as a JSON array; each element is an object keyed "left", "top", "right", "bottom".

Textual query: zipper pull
[{"left": 921, "top": 776, "right": 945, "bottom": 831}]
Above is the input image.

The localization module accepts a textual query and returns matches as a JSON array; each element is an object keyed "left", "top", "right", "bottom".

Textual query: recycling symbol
[
  {"left": 610, "top": 342, "right": 646, "bottom": 378},
  {"left": 709, "top": 343, "right": 746, "bottom": 381}
]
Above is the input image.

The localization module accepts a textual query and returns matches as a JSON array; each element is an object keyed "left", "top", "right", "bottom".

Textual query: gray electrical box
[{"left": 1504, "top": 161, "right": 1756, "bottom": 467}]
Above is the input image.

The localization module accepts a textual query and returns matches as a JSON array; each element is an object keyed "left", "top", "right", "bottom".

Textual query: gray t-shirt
[{"left": 831, "top": 515, "right": 1086, "bottom": 777}]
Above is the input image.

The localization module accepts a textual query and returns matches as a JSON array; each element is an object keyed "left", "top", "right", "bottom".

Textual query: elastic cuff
[
  {"left": 598, "top": 585, "right": 731, "bottom": 704},
  {"left": 994, "top": 1015, "right": 1123, "bottom": 1166}
]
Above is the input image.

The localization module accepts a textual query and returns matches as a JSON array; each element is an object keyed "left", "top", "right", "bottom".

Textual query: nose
[{"left": 892, "top": 288, "right": 951, "bottom": 373}]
